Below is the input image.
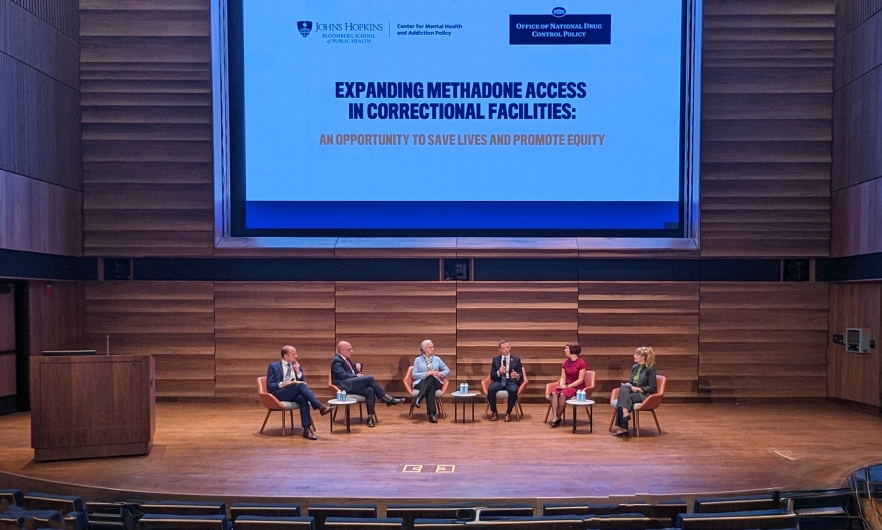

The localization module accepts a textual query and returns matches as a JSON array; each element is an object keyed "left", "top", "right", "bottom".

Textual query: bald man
[{"left": 331, "top": 341, "right": 404, "bottom": 427}]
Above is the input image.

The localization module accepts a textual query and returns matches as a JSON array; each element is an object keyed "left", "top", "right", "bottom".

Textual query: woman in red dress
[{"left": 549, "top": 342, "right": 588, "bottom": 428}]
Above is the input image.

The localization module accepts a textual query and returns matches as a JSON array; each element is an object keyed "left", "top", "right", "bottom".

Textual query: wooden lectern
[{"left": 30, "top": 354, "right": 155, "bottom": 462}]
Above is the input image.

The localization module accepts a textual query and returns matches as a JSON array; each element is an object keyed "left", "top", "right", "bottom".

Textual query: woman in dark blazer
[{"left": 612, "top": 346, "right": 657, "bottom": 436}]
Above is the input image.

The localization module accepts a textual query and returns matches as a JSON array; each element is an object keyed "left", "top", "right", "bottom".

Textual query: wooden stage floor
[{"left": 0, "top": 400, "right": 880, "bottom": 504}]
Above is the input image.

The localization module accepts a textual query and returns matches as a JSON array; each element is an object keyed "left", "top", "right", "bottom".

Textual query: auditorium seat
[
  {"left": 584, "top": 512, "right": 672, "bottom": 529},
  {"left": 0, "top": 490, "right": 23, "bottom": 507},
  {"left": 258, "top": 376, "right": 302, "bottom": 437},
  {"left": 23, "top": 492, "right": 85, "bottom": 514},
  {"left": 231, "top": 502, "right": 302, "bottom": 521},
  {"left": 324, "top": 516, "right": 404, "bottom": 529},
  {"left": 475, "top": 504, "right": 535, "bottom": 519},
  {"left": 0, "top": 507, "right": 63, "bottom": 529},
  {"left": 402, "top": 367, "right": 449, "bottom": 419},
  {"left": 139, "top": 500, "right": 227, "bottom": 516},
  {"left": 32, "top": 509, "right": 88, "bottom": 530},
  {"left": 233, "top": 515, "right": 316, "bottom": 529},
  {"left": 481, "top": 369, "right": 530, "bottom": 420},
  {"left": 414, "top": 515, "right": 582, "bottom": 529},
  {"left": 677, "top": 508, "right": 796, "bottom": 530},
  {"left": 85, "top": 500, "right": 139, "bottom": 530},
  {"left": 386, "top": 503, "right": 470, "bottom": 530},
  {"left": 693, "top": 493, "right": 780, "bottom": 513},
  {"left": 779, "top": 489, "right": 858, "bottom": 530},
  {"left": 307, "top": 503, "right": 377, "bottom": 530},
  {"left": 139, "top": 513, "right": 230, "bottom": 530}
]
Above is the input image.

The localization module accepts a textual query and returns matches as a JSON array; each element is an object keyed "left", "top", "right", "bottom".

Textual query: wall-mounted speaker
[
  {"left": 782, "top": 259, "right": 810, "bottom": 282},
  {"left": 104, "top": 258, "right": 132, "bottom": 281}
]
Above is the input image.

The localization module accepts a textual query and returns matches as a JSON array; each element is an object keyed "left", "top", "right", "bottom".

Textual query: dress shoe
[
  {"left": 504, "top": 413, "right": 512, "bottom": 422},
  {"left": 366, "top": 415, "right": 376, "bottom": 427},
  {"left": 386, "top": 397, "right": 405, "bottom": 407},
  {"left": 428, "top": 414, "right": 437, "bottom": 423},
  {"left": 551, "top": 419, "right": 562, "bottom": 428},
  {"left": 319, "top": 404, "right": 333, "bottom": 416},
  {"left": 413, "top": 396, "right": 422, "bottom": 408},
  {"left": 302, "top": 429, "right": 317, "bottom": 440},
  {"left": 309, "top": 423, "right": 316, "bottom": 434},
  {"left": 612, "top": 429, "right": 627, "bottom": 437},
  {"left": 489, "top": 411, "right": 498, "bottom": 421}
]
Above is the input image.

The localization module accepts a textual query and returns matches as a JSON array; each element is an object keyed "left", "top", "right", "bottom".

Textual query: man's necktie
[{"left": 285, "top": 363, "right": 292, "bottom": 380}]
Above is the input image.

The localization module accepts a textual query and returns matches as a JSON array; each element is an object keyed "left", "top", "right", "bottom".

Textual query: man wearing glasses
[{"left": 331, "top": 340, "right": 404, "bottom": 427}]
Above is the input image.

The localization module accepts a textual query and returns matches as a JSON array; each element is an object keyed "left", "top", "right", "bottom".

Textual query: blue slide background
[{"left": 238, "top": 1, "right": 685, "bottom": 231}]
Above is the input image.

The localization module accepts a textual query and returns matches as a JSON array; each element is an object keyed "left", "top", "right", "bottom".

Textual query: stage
[{"left": 0, "top": 400, "right": 879, "bottom": 506}]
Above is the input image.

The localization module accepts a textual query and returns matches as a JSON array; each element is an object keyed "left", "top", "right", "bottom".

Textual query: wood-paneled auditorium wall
[
  {"left": 84, "top": 281, "right": 829, "bottom": 401},
  {"left": 78, "top": 0, "right": 836, "bottom": 401},
  {"left": 0, "top": 0, "right": 81, "bottom": 256},
  {"left": 826, "top": 0, "right": 882, "bottom": 407}
]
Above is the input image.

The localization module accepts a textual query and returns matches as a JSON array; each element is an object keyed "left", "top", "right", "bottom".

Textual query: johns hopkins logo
[
  {"left": 552, "top": 7, "right": 566, "bottom": 17},
  {"left": 297, "top": 21, "right": 313, "bottom": 37}
]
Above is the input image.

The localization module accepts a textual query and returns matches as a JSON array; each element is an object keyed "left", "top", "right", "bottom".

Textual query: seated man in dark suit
[
  {"left": 267, "top": 345, "right": 333, "bottom": 440},
  {"left": 487, "top": 339, "right": 525, "bottom": 422},
  {"left": 331, "top": 340, "right": 404, "bottom": 427}
]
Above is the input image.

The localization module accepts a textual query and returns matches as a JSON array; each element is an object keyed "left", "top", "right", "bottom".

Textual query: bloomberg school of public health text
[{"left": 336, "top": 81, "right": 588, "bottom": 120}]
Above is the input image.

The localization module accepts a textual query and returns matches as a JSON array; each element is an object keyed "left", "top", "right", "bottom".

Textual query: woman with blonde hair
[{"left": 612, "top": 346, "right": 657, "bottom": 436}]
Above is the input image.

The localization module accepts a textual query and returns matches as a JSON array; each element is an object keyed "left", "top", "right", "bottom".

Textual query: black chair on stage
[
  {"left": 234, "top": 515, "right": 317, "bottom": 529},
  {"left": 693, "top": 493, "right": 780, "bottom": 513},
  {"left": 677, "top": 508, "right": 797, "bottom": 530},
  {"left": 307, "top": 503, "right": 377, "bottom": 530}
]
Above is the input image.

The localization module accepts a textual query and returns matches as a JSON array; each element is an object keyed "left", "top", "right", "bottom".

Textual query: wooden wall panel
[
  {"left": 831, "top": 3, "right": 881, "bottom": 258},
  {"left": 84, "top": 282, "right": 215, "bottom": 397},
  {"left": 832, "top": 66, "right": 882, "bottom": 191},
  {"left": 699, "top": 282, "right": 829, "bottom": 398},
  {"left": 578, "top": 282, "right": 700, "bottom": 399},
  {"left": 0, "top": 0, "right": 82, "bottom": 256},
  {"left": 700, "top": 0, "right": 833, "bottom": 257},
  {"left": 80, "top": 0, "right": 214, "bottom": 257},
  {"left": 831, "top": 178, "right": 882, "bottom": 257},
  {"left": 214, "top": 282, "right": 335, "bottom": 398},
  {"left": 827, "top": 282, "right": 882, "bottom": 406},
  {"left": 335, "top": 282, "right": 457, "bottom": 395},
  {"left": 28, "top": 280, "right": 84, "bottom": 357},
  {"left": 0, "top": 22, "right": 81, "bottom": 190},
  {"left": 10, "top": 0, "right": 79, "bottom": 41},
  {"left": 456, "top": 282, "right": 578, "bottom": 399},
  {"left": 0, "top": 170, "right": 83, "bottom": 256}
]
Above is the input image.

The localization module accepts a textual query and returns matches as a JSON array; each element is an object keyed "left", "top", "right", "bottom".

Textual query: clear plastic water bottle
[
  {"left": 336, "top": 390, "right": 342, "bottom": 401},
  {"left": 341, "top": 390, "right": 347, "bottom": 402},
  {"left": 464, "top": 383, "right": 469, "bottom": 393},
  {"left": 459, "top": 383, "right": 465, "bottom": 393}
]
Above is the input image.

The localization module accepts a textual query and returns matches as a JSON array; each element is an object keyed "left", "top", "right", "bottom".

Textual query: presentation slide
[{"left": 231, "top": 1, "right": 689, "bottom": 234}]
